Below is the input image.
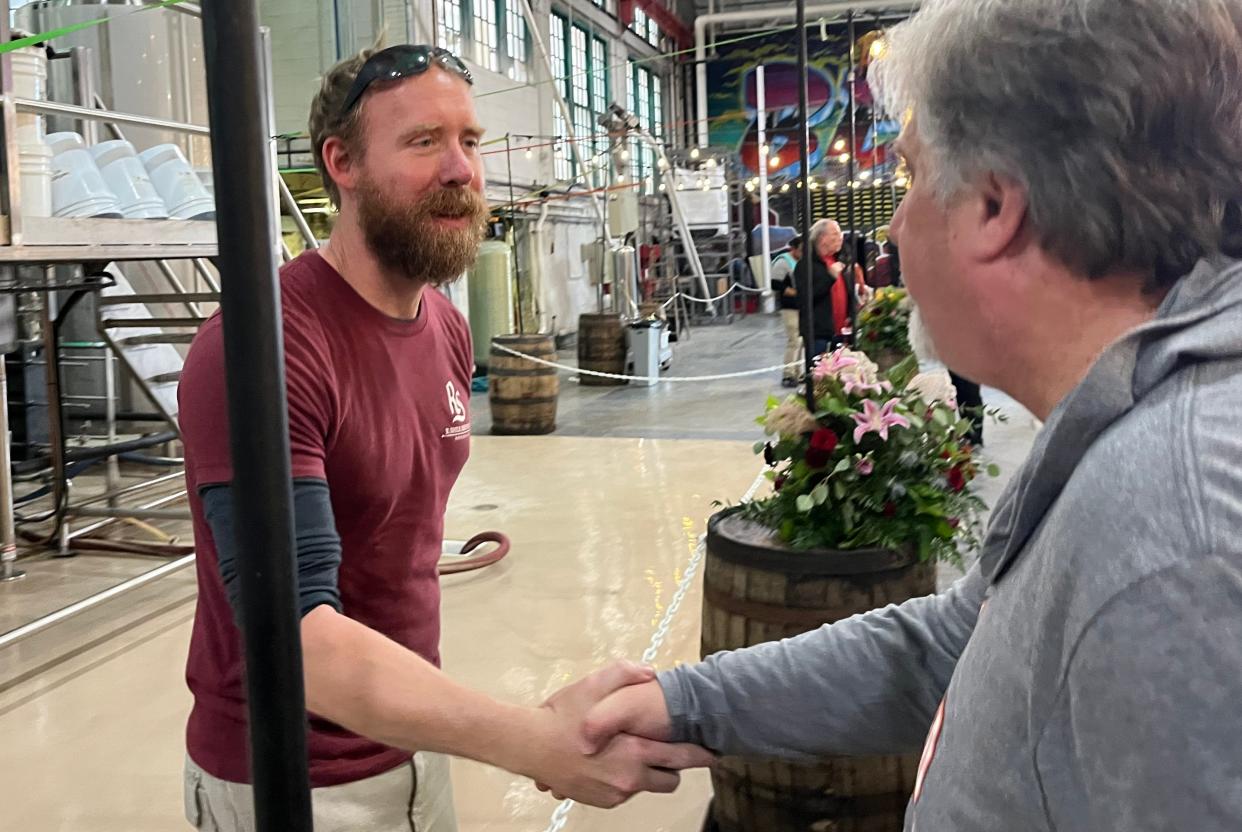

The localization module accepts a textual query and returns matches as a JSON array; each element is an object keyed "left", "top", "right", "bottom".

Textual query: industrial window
[
  {"left": 625, "top": 60, "right": 664, "bottom": 194},
  {"left": 502, "top": 0, "right": 529, "bottom": 82},
  {"left": 436, "top": 0, "right": 529, "bottom": 79},
  {"left": 629, "top": 6, "right": 660, "bottom": 48},
  {"left": 438, "top": 0, "right": 465, "bottom": 56},
  {"left": 550, "top": 12, "right": 610, "bottom": 186},
  {"left": 472, "top": 0, "right": 499, "bottom": 71}
]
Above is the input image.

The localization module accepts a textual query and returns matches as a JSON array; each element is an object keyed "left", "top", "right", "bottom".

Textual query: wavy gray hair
[
  {"left": 807, "top": 218, "right": 841, "bottom": 255},
  {"left": 873, "top": 0, "right": 1242, "bottom": 289}
]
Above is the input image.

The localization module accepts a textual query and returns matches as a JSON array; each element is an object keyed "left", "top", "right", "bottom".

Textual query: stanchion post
[
  {"left": 795, "top": 0, "right": 817, "bottom": 411},
  {"left": 200, "top": 2, "right": 313, "bottom": 829}
]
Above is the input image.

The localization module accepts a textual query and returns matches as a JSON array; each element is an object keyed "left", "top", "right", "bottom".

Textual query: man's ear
[
  {"left": 321, "top": 135, "right": 359, "bottom": 196},
  {"left": 955, "top": 171, "right": 1028, "bottom": 263}
]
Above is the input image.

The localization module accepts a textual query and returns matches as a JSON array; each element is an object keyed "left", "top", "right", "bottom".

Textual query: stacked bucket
[{"left": 10, "top": 43, "right": 214, "bottom": 222}]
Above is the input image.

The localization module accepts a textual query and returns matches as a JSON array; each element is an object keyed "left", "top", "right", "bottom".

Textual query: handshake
[{"left": 515, "top": 661, "right": 716, "bottom": 809}]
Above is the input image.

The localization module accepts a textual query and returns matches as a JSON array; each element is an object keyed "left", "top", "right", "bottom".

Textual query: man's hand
[
  {"left": 519, "top": 662, "right": 712, "bottom": 808},
  {"left": 580, "top": 677, "right": 675, "bottom": 752}
]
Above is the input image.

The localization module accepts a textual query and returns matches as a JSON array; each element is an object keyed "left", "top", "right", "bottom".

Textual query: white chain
[
  {"left": 543, "top": 470, "right": 768, "bottom": 832},
  {"left": 491, "top": 343, "right": 799, "bottom": 383}
]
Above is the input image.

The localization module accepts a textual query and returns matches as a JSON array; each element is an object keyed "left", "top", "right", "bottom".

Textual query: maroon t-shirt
[{"left": 179, "top": 251, "right": 473, "bottom": 787}]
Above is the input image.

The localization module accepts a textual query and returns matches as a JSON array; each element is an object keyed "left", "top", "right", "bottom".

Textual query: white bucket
[
  {"left": 19, "top": 142, "right": 53, "bottom": 218},
  {"left": 90, "top": 139, "right": 168, "bottom": 219},
  {"left": 11, "top": 48, "right": 47, "bottom": 100},
  {"left": 140, "top": 144, "right": 214, "bottom": 220},
  {"left": 47, "top": 131, "right": 124, "bottom": 218}
]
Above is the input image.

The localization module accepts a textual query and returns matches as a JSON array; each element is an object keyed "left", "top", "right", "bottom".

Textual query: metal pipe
[
  {"left": 69, "top": 470, "right": 185, "bottom": 510},
  {"left": 9, "top": 97, "right": 211, "bottom": 136},
  {"left": 756, "top": 65, "right": 773, "bottom": 307},
  {"left": 278, "top": 175, "right": 319, "bottom": 251},
  {"left": 153, "top": 261, "right": 203, "bottom": 317},
  {"left": 796, "top": 0, "right": 817, "bottom": 410},
  {"left": 2, "top": 10, "right": 24, "bottom": 246},
  {"left": 519, "top": 0, "right": 607, "bottom": 229},
  {"left": 71, "top": 506, "right": 191, "bottom": 521},
  {"left": 0, "top": 359, "right": 23, "bottom": 582},
  {"left": 69, "top": 47, "right": 100, "bottom": 145},
  {"left": 67, "top": 489, "right": 187, "bottom": 540},
  {"left": 845, "top": 11, "right": 859, "bottom": 333},
  {"left": 693, "top": 1, "right": 919, "bottom": 148},
  {"left": 193, "top": 259, "right": 222, "bottom": 294},
  {"left": 99, "top": 330, "right": 179, "bottom": 431},
  {"left": 0, "top": 555, "right": 195, "bottom": 651},
  {"left": 202, "top": 1, "right": 314, "bottom": 827}
]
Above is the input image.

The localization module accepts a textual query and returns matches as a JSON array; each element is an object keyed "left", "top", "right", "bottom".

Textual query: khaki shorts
[{"left": 184, "top": 752, "right": 457, "bottom": 832}]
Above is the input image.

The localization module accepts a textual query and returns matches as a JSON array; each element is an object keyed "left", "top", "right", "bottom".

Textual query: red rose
[
  {"left": 883, "top": 501, "right": 897, "bottom": 517},
  {"left": 805, "top": 429, "right": 839, "bottom": 469},
  {"left": 948, "top": 517, "right": 960, "bottom": 529},
  {"left": 947, "top": 466, "right": 967, "bottom": 492},
  {"left": 810, "top": 428, "right": 839, "bottom": 453},
  {"left": 774, "top": 474, "right": 787, "bottom": 491},
  {"left": 867, "top": 331, "right": 878, "bottom": 341}
]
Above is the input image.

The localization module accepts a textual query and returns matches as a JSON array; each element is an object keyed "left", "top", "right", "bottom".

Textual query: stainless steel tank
[{"left": 15, "top": 0, "right": 210, "bottom": 165}]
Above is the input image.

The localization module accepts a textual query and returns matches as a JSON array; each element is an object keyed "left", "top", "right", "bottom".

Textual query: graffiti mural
[{"left": 708, "top": 25, "right": 901, "bottom": 181}]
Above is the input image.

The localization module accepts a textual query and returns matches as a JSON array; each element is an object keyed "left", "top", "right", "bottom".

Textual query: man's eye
[
  {"left": 412, "top": 136, "right": 435, "bottom": 148},
  {"left": 464, "top": 138, "right": 480, "bottom": 150}
]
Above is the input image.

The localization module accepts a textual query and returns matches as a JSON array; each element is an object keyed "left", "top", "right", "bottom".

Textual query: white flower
[
  {"left": 763, "top": 398, "right": 819, "bottom": 438},
  {"left": 908, "top": 370, "right": 958, "bottom": 409}
]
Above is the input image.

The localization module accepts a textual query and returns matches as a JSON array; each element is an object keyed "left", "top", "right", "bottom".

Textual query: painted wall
[{"left": 706, "top": 24, "right": 899, "bottom": 183}]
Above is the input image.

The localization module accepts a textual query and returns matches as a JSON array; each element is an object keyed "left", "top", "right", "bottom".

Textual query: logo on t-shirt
[
  {"left": 446, "top": 381, "right": 466, "bottom": 424},
  {"left": 441, "top": 380, "right": 471, "bottom": 441}
]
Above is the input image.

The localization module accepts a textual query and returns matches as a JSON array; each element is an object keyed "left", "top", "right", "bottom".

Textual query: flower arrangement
[
  {"left": 856, "top": 287, "right": 913, "bottom": 364},
  {"left": 742, "top": 348, "right": 997, "bottom": 564}
]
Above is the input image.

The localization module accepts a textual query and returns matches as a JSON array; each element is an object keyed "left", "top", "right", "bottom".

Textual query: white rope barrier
[
  {"left": 543, "top": 470, "right": 769, "bottom": 832},
  {"left": 491, "top": 343, "right": 797, "bottom": 383},
  {"left": 660, "top": 281, "right": 768, "bottom": 309}
]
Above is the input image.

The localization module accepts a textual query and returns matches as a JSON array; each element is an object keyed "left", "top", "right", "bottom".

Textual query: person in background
[
  {"left": 772, "top": 235, "right": 804, "bottom": 386},
  {"left": 545, "top": 0, "right": 1242, "bottom": 829},
  {"left": 806, "top": 218, "right": 862, "bottom": 355},
  {"left": 949, "top": 371, "right": 985, "bottom": 446},
  {"left": 177, "top": 44, "right": 710, "bottom": 832}
]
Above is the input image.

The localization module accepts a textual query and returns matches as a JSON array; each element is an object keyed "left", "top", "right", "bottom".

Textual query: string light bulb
[
  {"left": 838, "top": 152, "right": 850, "bottom": 163},
  {"left": 524, "top": 147, "right": 533, "bottom": 159},
  {"left": 870, "top": 37, "right": 889, "bottom": 61},
  {"left": 705, "top": 157, "right": 718, "bottom": 169},
  {"left": 620, "top": 149, "right": 630, "bottom": 161},
  {"left": 780, "top": 182, "right": 790, "bottom": 193},
  {"left": 745, "top": 181, "right": 756, "bottom": 192},
  {"left": 895, "top": 176, "right": 909, "bottom": 188},
  {"left": 810, "top": 179, "right": 820, "bottom": 190},
  {"left": 657, "top": 157, "right": 669, "bottom": 170},
  {"left": 833, "top": 139, "right": 847, "bottom": 152},
  {"left": 796, "top": 179, "right": 804, "bottom": 188},
  {"left": 770, "top": 154, "right": 781, "bottom": 168},
  {"left": 860, "top": 169, "right": 872, "bottom": 180},
  {"left": 658, "top": 182, "right": 667, "bottom": 192},
  {"left": 690, "top": 147, "right": 701, "bottom": 160}
]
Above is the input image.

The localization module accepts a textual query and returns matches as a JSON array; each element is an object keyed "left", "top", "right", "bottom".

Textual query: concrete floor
[{"left": 0, "top": 311, "right": 1038, "bottom": 831}]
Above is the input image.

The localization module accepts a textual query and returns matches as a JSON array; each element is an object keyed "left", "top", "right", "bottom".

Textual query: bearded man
[{"left": 176, "top": 45, "right": 710, "bottom": 831}]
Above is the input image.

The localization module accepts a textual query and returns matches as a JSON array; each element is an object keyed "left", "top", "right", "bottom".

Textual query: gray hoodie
[{"left": 660, "top": 257, "right": 1242, "bottom": 831}]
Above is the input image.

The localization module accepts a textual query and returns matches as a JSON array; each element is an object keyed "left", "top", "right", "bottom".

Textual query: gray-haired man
[{"left": 546, "top": 1, "right": 1242, "bottom": 828}]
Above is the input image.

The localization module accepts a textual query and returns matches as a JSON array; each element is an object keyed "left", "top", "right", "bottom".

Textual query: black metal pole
[
  {"left": 796, "top": 0, "right": 816, "bottom": 410},
  {"left": 200, "top": 3, "right": 313, "bottom": 830},
  {"left": 845, "top": 11, "right": 859, "bottom": 333}
]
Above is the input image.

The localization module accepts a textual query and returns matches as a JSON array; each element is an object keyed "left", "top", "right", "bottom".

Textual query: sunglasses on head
[{"left": 341, "top": 45, "right": 473, "bottom": 115}]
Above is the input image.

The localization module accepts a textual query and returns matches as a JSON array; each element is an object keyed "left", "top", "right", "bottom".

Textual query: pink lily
[
  {"left": 843, "top": 376, "right": 885, "bottom": 396},
  {"left": 856, "top": 457, "right": 875, "bottom": 475},
  {"left": 812, "top": 349, "right": 859, "bottom": 381},
  {"left": 852, "top": 398, "right": 912, "bottom": 443}
]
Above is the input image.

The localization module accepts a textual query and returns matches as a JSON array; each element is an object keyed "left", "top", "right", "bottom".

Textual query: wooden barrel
[
  {"left": 701, "top": 510, "right": 937, "bottom": 832},
  {"left": 488, "top": 334, "right": 559, "bottom": 435},
  {"left": 577, "top": 313, "right": 628, "bottom": 386}
]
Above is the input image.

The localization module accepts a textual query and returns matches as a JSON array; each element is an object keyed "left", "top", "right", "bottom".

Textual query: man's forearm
[
  {"left": 301, "top": 606, "right": 538, "bottom": 776},
  {"left": 658, "top": 565, "right": 986, "bottom": 759}
]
